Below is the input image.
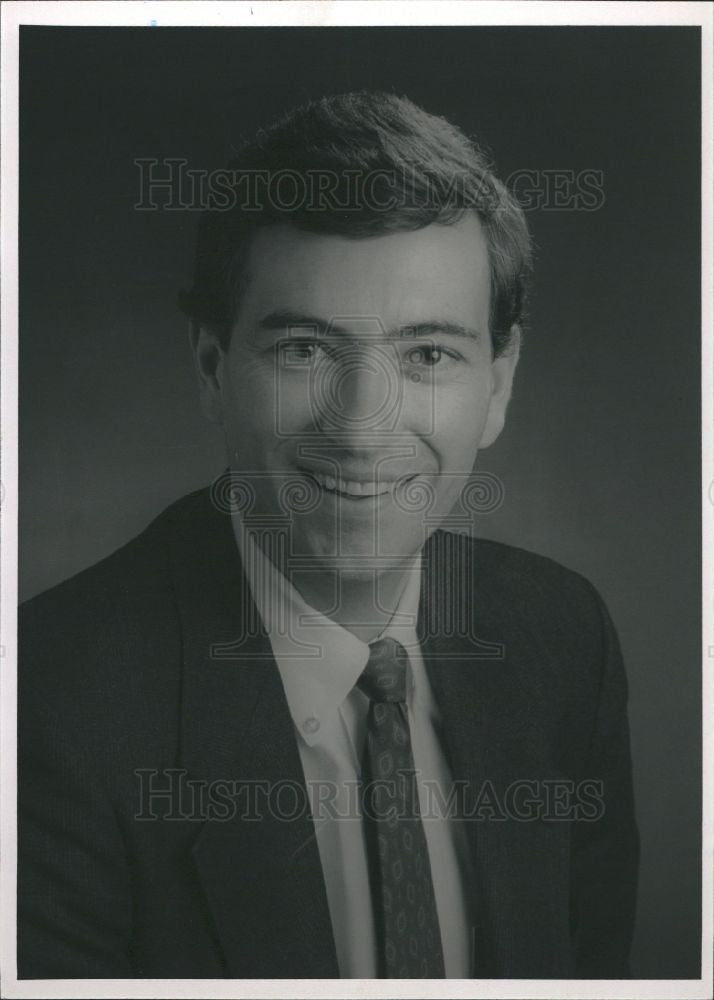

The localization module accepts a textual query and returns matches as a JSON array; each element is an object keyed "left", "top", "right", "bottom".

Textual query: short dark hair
[{"left": 179, "top": 91, "right": 532, "bottom": 357}]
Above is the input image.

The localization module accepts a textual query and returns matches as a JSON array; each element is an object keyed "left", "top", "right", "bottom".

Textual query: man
[{"left": 18, "top": 91, "right": 639, "bottom": 979}]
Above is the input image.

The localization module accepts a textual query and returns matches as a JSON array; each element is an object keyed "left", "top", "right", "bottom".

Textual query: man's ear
[
  {"left": 480, "top": 326, "right": 521, "bottom": 449},
  {"left": 189, "top": 321, "right": 227, "bottom": 425}
]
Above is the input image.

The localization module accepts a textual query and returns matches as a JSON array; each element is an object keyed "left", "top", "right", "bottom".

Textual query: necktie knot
[{"left": 357, "top": 636, "right": 408, "bottom": 703}]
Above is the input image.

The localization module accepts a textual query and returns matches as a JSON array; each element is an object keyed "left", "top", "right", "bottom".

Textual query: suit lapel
[
  {"left": 419, "top": 530, "right": 573, "bottom": 977},
  {"left": 167, "top": 488, "right": 339, "bottom": 977}
]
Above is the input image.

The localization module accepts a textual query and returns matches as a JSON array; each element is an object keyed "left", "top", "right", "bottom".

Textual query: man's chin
[{"left": 290, "top": 519, "right": 427, "bottom": 572}]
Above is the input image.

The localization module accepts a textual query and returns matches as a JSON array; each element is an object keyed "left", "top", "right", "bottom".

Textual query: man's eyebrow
[
  {"left": 257, "top": 310, "right": 336, "bottom": 335},
  {"left": 396, "top": 321, "right": 484, "bottom": 341},
  {"left": 256, "top": 311, "right": 484, "bottom": 341}
]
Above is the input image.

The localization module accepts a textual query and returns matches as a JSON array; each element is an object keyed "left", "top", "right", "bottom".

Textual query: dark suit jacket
[{"left": 18, "top": 485, "right": 639, "bottom": 979}]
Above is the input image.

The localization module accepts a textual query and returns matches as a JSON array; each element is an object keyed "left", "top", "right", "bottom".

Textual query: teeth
[{"left": 308, "top": 470, "right": 398, "bottom": 498}]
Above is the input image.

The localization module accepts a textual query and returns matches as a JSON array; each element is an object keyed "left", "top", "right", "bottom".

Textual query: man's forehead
[{"left": 237, "top": 215, "right": 491, "bottom": 327}]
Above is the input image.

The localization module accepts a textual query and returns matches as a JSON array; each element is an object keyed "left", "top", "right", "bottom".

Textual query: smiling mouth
[{"left": 300, "top": 469, "right": 418, "bottom": 499}]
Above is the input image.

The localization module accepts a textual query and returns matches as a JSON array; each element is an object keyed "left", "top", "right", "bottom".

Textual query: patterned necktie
[{"left": 357, "top": 636, "right": 446, "bottom": 978}]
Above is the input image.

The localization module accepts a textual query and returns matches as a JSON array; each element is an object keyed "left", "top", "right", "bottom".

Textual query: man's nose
[{"left": 311, "top": 344, "right": 403, "bottom": 441}]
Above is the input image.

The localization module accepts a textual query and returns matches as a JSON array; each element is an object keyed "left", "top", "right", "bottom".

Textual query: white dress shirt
[{"left": 232, "top": 517, "right": 473, "bottom": 978}]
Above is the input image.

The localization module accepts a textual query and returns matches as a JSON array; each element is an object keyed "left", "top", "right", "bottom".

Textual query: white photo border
[{"left": 1, "top": 3, "right": 711, "bottom": 999}]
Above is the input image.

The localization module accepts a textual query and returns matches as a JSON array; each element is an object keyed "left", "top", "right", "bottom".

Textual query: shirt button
[{"left": 303, "top": 716, "right": 320, "bottom": 735}]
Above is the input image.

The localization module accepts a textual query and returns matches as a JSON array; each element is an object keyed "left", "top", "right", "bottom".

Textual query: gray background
[{"left": 19, "top": 26, "right": 701, "bottom": 977}]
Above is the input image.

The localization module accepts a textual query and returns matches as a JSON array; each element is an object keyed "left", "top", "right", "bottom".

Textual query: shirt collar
[{"left": 232, "top": 514, "right": 422, "bottom": 746}]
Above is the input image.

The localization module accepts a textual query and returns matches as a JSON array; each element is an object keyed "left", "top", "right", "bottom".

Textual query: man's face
[{"left": 195, "top": 214, "right": 517, "bottom": 574}]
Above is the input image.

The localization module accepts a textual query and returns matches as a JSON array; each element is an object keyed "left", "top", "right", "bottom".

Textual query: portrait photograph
[{"left": 0, "top": 2, "right": 711, "bottom": 998}]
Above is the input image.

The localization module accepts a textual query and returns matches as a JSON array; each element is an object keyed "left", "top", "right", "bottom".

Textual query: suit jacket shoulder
[
  {"left": 426, "top": 528, "right": 621, "bottom": 682},
  {"left": 18, "top": 487, "right": 210, "bottom": 779},
  {"left": 444, "top": 529, "right": 610, "bottom": 627}
]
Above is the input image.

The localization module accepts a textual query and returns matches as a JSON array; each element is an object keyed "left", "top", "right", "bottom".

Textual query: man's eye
[
  {"left": 279, "top": 340, "right": 319, "bottom": 364},
  {"left": 405, "top": 345, "right": 445, "bottom": 367}
]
